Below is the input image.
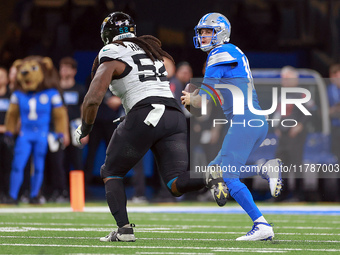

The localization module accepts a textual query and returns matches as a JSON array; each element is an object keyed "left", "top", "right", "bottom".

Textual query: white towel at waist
[{"left": 144, "top": 104, "right": 165, "bottom": 127}]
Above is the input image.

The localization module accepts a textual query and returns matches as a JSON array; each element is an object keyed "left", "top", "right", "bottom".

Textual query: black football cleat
[{"left": 205, "top": 166, "right": 229, "bottom": 206}]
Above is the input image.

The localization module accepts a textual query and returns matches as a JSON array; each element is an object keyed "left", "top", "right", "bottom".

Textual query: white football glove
[
  {"left": 74, "top": 120, "right": 93, "bottom": 145},
  {"left": 74, "top": 124, "right": 83, "bottom": 145}
]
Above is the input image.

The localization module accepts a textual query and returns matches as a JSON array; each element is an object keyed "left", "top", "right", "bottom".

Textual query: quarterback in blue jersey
[
  {"left": 5, "top": 56, "right": 68, "bottom": 204},
  {"left": 181, "top": 13, "right": 283, "bottom": 241}
]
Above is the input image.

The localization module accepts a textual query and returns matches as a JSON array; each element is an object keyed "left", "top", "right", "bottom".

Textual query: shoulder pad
[
  {"left": 207, "top": 45, "right": 237, "bottom": 67},
  {"left": 98, "top": 43, "right": 122, "bottom": 62}
]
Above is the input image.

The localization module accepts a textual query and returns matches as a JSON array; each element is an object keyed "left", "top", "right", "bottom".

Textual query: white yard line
[
  {"left": 1, "top": 243, "right": 340, "bottom": 253},
  {"left": 1, "top": 222, "right": 339, "bottom": 230},
  {"left": 0, "top": 227, "right": 339, "bottom": 236},
  {"left": 120, "top": 218, "right": 340, "bottom": 223},
  {"left": 1, "top": 235, "right": 340, "bottom": 243},
  {"left": 135, "top": 253, "right": 216, "bottom": 255}
]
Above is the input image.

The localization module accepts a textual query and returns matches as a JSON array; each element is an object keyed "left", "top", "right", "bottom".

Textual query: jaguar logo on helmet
[{"left": 193, "top": 13, "right": 231, "bottom": 52}]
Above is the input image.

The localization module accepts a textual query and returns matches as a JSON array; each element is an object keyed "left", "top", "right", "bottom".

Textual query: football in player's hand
[
  {"left": 184, "top": 83, "right": 198, "bottom": 93},
  {"left": 183, "top": 83, "right": 199, "bottom": 113}
]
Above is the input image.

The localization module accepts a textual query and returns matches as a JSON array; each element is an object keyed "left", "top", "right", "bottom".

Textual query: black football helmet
[{"left": 100, "top": 12, "right": 136, "bottom": 45}]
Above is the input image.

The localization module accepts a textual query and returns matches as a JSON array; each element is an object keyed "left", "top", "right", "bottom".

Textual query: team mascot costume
[{"left": 5, "top": 56, "right": 68, "bottom": 204}]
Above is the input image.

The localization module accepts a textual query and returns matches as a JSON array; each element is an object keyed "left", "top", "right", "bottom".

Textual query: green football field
[{"left": 0, "top": 202, "right": 340, "bottom": 254}]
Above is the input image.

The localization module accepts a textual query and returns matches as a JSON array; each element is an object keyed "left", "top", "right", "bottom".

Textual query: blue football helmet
[{"left": 193, "top": 13, "right": 231, "bottom": 52}]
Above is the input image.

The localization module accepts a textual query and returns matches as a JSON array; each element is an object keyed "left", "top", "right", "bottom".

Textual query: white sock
[{"left": 254, "top": 216, "right": 268, "bottom": 223}]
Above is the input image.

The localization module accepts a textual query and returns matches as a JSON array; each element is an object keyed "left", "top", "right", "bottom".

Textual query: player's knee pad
[
  {"left": 100, "top": 164, "right": 125, "bottom": 180},
  {"left": 100, "top": 164, "right": 118, "bottom": 179}
]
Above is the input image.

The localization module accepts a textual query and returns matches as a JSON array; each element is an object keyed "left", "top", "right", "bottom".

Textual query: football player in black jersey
[{"left": 74, "top": 12, "right": 228, "bottom": 242}]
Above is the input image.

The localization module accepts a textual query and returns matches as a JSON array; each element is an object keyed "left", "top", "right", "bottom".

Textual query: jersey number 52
[{"left": 132, "top": 54, "right": 167, "bottom": 82}]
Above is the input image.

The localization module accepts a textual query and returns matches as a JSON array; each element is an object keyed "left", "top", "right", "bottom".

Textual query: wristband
[{"left": 80, "top": 119, "right": 93, "bottom": 137}]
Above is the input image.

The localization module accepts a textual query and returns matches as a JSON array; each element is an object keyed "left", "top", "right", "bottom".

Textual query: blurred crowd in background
[{"left": 0, "top": 0, "right": 340, "bottom": 204}]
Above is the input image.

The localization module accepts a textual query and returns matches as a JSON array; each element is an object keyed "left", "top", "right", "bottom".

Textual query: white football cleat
[
  {"left": 205, "top": 165, "right": 229, "bottom": 207},
  {"left": 100, "top": 224, "right": 136, "bottom": 242},
  {"left": 236, "top": 222, "right": 274, "bottom": 241},
  {"left": 259, "top": 159, "right": 283, "bottom": 197}
]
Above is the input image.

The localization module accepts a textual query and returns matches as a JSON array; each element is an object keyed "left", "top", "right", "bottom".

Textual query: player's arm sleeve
[{"left": 5, "top": 93, "right": 20, "bottom": 134}]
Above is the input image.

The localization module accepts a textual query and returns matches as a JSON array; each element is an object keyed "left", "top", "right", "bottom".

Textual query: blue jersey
[
  {"left": 10, "top": 88, "right": 63, "bottom": 133},
  {"left": 199, "top": 43, "right": 261, "bottom": 119}
]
